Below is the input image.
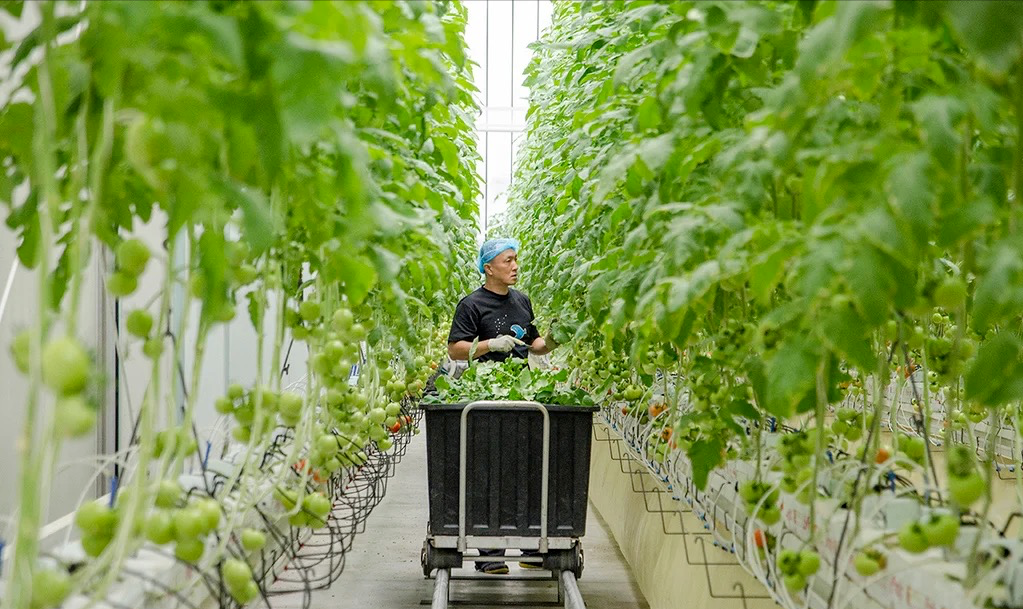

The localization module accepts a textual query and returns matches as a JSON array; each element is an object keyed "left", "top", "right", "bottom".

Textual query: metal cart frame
[{"left": 421, "top": 400, "right": 587, "bottom": 609}]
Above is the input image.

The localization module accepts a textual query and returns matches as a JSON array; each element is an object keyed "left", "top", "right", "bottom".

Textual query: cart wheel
[
  {"left": 421, "top": 541, "right": 431, "bottom": 577},
  {"left": 573, "top": 543, "right": 584, "bottom": 579}
]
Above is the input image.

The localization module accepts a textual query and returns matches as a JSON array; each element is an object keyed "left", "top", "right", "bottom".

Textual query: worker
[
  {"left": 445, "top": 237, "right": 558, "bottom": 575},
  {"left": 447, "top": 238, "right": 555, "bottom": 364}
]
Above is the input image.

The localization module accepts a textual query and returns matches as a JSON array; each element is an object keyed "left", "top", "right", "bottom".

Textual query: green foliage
[
  {"left": 426, "top": 358, "right": 594, "bottom": 406},
  {"left": 509, "top": 0, "right": 1023, "bottom": 488},
  {"left": 0, "top": 1, "right": 479, "bottom": 604}
]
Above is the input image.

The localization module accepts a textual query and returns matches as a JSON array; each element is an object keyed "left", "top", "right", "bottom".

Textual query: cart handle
[{"left": 458, "top": 401, "right": 551, "bottom": 553}]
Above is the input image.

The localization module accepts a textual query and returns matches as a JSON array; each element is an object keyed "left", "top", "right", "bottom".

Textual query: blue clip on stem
[
  {"left": 109, "top": 475, "right": 120, "bottom": 507},
  {"left": 203, "top": 440, "right": 212, "bottom": 470}
]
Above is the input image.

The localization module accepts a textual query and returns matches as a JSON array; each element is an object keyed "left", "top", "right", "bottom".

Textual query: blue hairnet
[{"left": 478, "top": 238, "right": 519, "bottom": 273}]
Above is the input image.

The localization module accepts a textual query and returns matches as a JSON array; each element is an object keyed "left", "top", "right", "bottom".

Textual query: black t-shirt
[{"left": 447, "top": 286, "right": 540, "bottom": 362}]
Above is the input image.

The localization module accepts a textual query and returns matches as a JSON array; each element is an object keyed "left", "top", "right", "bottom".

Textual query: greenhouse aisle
[{"left": 271, "top": 421, "right": 649, "bottom": 609}]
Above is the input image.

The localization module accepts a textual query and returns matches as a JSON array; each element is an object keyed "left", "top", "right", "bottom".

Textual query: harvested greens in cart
[{"left": 425, "top": 358, "right": 594, "bottom": 406}]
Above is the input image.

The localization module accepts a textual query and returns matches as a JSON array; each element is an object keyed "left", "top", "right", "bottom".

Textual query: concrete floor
[{"left": 270, "top": 423, "right": 649, "bottom": 609}]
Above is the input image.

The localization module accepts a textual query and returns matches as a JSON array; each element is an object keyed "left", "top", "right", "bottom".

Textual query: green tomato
[
  {"left": 174, "top": 538, "right": 205, "bottom": 563},
  {"left": 317, "top": 434, "right": 339, "bottom": 456},
  {"left": 109, "top": 270, "right": 139, "bottom": 297},
  {"left": 333, "top": 308, "right": 354, "bottom": 331},
  {"left": 303, "top": 493, "right": 331, "bottom": 518},
  {"left": 241, "top": 528, "right": 267, "bottom": 551},
  {"left": 289, "top": 510, "right": 310, "bottom": 527},
  {"left": 760, "top": 505, "right": 781, "bottom": 526},
  {"left": 898, "top": 522, "right": 929, "bottom": 553},
  {"left": 172, "top": 507, "right": 205, "bottom": 541},
  {"left": 853, "top": 553, "right": 880, "bottom": 576},
  {"left": 903, "top": 437, "right": 925, "bottom": 462},
  {"left": 274, "top": 488, "right": 298, "bottom": 510},
  {"left": 42, "top": 336, "right": 90, "bottom": 395},
  {"left": 368, "top": 407, "right": 387, "bottom": 424},
  {"left": 116, "top": 238, "right": 151, "bottom": 275},
  {"left": 299, "top": 300, "right": 321, "bottom": 322},
  {"left": 377, "top": 437, "right": 394, "bottom": 451},
  {"left": 922, "top": 514, "right": 960, "bottom": 547},
  {"left": 145, "top": 510, "right": 175, "bottom": 545},
  {"left": 56, "top": 396, "right": 97, "bottom": 437},
  {"left": 279, "top": 391, "right": 303, "bottom": 417},
  {"left": 31, "top": 567, "right": 71, "bottom": 608},
  {"left": 76, "top": 501, "right": 117, "bottom": 536},
  {"left": 777, "top": 549, "right": 800, "bottom": 575},
  {"left": 369, "top": 424, "right": 387, "bottom": 441},
  {"left": 214, "top": 396, "right": 235, "bottom": 415},
  {"left": 797, "top": 550, "right": 820, "bottom": 576},
  {"left": 933, "top": 277, "right": 967, "bottom": 310},
  {"left": 907, "top": 326, "right": 925, "bottom": 349},
  {"left": 195, "top": 498, "right": 221, "bottom": 532},
  {"left": 125, "top": 309, "right": 154, "bottom": 338},
  {"left": 227, "top": 383, "right": 245, "bottom": 400},
  {"left": 221, "top": 558, "right": 253, "bottom": 591},
  {"left": 234, "top": 405, "right": 254, "bottom": 425},
  {"left": 385, "top": 401, "right": 402, "bottom": 417},
  {"left": 143, "top": 337, "right": 164, "bottom": 359},
  {"left": 10, "top": 329, "right": 30, "bottom": 373},
  {"left": 232, "top": 580, "right": 259, "bottom": 604},
  {"left": 783, "top": 573, "right": 806, "bottom": 592},
  {"left": 948, "top": 472, "right": 985, "bottom": 506},
  {"left": 81, "top": 533, "right": 112, "bottom": 557},
  {"left": 155, "top": 480, "right": 183, "bottom": 509},
  {"left": 325, "top": 388, "right": 344, "bottom": 408},
  {"left": 232, "top": 425, "right": 251, "bottom": 443},
  {"left": 258, "top": 387, "right": 278, "bottom": 410}
]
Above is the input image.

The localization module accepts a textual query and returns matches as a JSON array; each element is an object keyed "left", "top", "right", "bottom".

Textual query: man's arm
[
  {"left": 448, "top": 339, "right": 493, "bottom": 360},
  {"left": 529, "top": 337, "right": 553, "bottom": 356}
]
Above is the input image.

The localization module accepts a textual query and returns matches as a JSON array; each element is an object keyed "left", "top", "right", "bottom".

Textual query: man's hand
[{"left": 488, "top": 335, "right": 525, "bottom": 353}]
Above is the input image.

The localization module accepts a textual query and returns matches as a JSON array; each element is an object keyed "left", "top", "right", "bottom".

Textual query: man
[
  {"left": 447, "top": 238, "right": 555, "bottom": 364},
  {"left": 446, "top": 237, "right": 557, "bottom": 574}
]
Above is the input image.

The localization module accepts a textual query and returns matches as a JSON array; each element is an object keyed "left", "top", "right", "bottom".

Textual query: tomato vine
[
  {"left": 509, "top": 0, "right": 1023, "bottom": 604},
  {"left": 1, "top": 1, "right": 478, "bottom": 607}
]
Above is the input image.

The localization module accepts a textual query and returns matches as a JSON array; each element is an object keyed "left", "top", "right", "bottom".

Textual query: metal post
[
  {"left": 432, "top": 568, "right": 450, "bottom": 609},
  {"left": 458, "top": 401, "right": 551, "bottom": 553},
  {"left": 560, "top": 570, "right": 586, "bottom": 609}
]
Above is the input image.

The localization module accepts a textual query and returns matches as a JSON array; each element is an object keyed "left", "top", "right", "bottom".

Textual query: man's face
[{"left": 485, "top": 249, "right": 518, "bottom": 285}]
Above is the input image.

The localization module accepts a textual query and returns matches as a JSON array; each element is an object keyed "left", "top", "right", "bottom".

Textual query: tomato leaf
[
  {"left": 965, "top": 333, "right": 1023, "bottom": 407},
  {"left": 689, "top": 437, "right": 724, "bottom": 490}
]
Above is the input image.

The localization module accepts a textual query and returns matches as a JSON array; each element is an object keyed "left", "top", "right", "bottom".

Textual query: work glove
[{"left": 487, "top": 334, "right": 525, "bottom": 353}]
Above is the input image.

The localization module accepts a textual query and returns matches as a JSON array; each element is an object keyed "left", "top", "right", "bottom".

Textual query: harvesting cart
[{"left": 420, "top": 400, "right": 599, "bottom": 609}]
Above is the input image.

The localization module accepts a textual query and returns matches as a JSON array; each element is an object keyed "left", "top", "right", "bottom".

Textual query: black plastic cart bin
[
  {"left": 423, "top": 401, "right": 598, "bottom": 541},
  {"left": 420, "top": 401, "right": 596, "bottom": 608}
]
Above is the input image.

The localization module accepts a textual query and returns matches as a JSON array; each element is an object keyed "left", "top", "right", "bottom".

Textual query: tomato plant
[
  {"left": 506, "top": 0, "right": 1023, "bottom": 606},
  {"left": 1, "top": 0, "right": 479, "bottom": 606}
]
